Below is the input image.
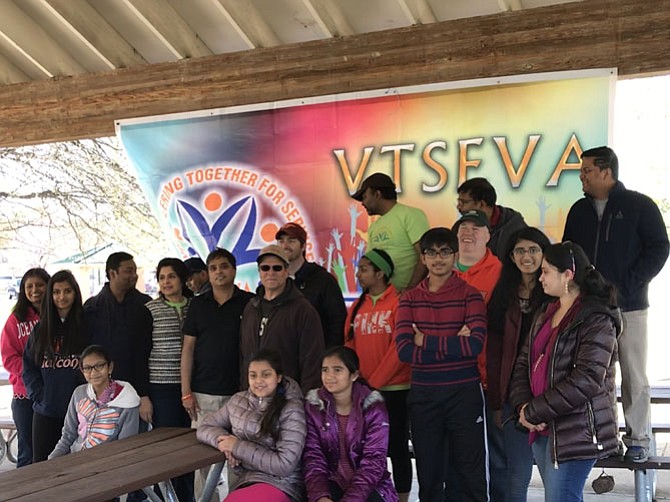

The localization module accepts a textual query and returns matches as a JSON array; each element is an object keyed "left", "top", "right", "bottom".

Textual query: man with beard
[{"left": 352, "top": 173, "right": 430, "bottom": 291}]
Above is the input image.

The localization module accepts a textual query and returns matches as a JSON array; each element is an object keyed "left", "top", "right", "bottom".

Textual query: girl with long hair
[
  {"left": 22, "top": 270, "right": 88, "bottom": 462},
  {"left": 145, "top": 257, "right": 194, "bottom": 501},
  {"left": 486, "top": 227, "right": 550, "bottom": 501},
  {"left": 197, "top": 349, "right": 306, "bottom": 502},
  {"left": 1, "top": 268, "right": 50, "bottom": 467},
  {"left": 303, "top": 346, "right": 398, "bottom": 502},
  {"left": 510, "top": 242, "right": 620, "bottom": 502},
  {"left": 49, "top": 344, "right": 140, "bottom": 458},
  {"left": 344, "top": 249, "right": 411, "bottom": 501}
]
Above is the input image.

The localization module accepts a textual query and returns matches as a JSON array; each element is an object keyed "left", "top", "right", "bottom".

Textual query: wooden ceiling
[
  {"left": 0, "top": 0, "right": 579, "bottom": 85},
  {"left": 1, "top": 0, "right": 668, "bottom": 147}
]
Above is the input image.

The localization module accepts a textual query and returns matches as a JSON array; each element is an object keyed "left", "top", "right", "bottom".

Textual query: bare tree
[{"left": 0, "top": 138, "right": 170, "bottom": 267}]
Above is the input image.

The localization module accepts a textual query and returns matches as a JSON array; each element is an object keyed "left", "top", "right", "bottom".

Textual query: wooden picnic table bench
[{"left": 0, "top": 427, "right": 226, "bottom": 502}]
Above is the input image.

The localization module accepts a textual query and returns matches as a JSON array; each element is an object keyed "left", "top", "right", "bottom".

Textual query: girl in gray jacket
[
  {"left": 197, "top": 349, "right": 306, "bottom": 502},
  {"left": 49, "top": 344, "right": 140, "bottom": 458}
]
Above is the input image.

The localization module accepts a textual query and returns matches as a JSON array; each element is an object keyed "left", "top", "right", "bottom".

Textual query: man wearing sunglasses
[
  {"left": 239, "top": 245, "right": 324, "bottom": 393},
  {"left": 563, "top": 146, "right": 669, "bottom": 463}
]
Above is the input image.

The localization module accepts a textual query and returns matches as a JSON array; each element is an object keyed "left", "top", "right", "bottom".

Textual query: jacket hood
[
  {"left": 86, "top": 380, "right": 141, "bottom": 408},
  {"left": 574, "top": 298, "right": 623, "bottom": 337},
  {"left": 306, "top": 381, "right": 384, "bottom": 412},
  {"left": 252, "top": 278, "right": 302, "bottom": 307},
  {"left": 584, "top": 180, "right": 626, "bottom": 200}
]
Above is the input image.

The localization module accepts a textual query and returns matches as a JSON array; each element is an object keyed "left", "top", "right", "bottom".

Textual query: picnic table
[{"left": 0, "top": 427, "right": 225, "bottom": 502}]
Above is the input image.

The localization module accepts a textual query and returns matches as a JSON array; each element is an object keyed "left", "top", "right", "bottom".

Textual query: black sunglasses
[{"left": 259, "top": 264, "right": 285, "bottom": 272}]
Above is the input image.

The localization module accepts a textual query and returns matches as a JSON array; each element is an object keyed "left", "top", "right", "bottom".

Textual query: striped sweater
[
  {"left": 395, "top": 273, "right": 487, "bottom": 388},
  {"left": 146, "top": 298, "right": 190, "bottom": 384}
]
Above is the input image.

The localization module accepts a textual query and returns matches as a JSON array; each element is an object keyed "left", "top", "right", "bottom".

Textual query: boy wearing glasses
[
  {"left": 239, "top": 245, "right": 324, "bottom": 392},
  {"left": 396, "top": 228, "right": 489, "bottom": 502}
]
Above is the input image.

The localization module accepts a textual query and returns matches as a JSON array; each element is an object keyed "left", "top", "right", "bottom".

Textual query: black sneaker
[{"left": 624, "top": 446, "right": 649, "bottom": 463}]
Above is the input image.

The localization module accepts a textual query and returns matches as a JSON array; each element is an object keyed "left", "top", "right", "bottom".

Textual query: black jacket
[
  {"left": 510, "top": 299, "right": 621, "bottom": 463},
  {"left": 239, "top": 279, "right": 325, "bottom": 393},
  {"left": 84, "top": 285, "right": 153, "bottom": 397},
  {"left": 489, "top": 205, "right": 527, "bottom": 259},
  {"left": 563, "top": 181, "right": 669, "bottom": 311},
  {"left": 294, "top": 261, "right": 347, "bottom": 348}
]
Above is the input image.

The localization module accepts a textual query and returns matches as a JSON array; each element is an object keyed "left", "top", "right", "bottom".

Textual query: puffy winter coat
[
  {"left": 509, "top": 298, "right": 621, "bottom": 463},
  {"left": 197, "top": 376, "right": 306, "bottom": 501},
  {"left": 303, "top": 382, "right": 398, "bottom": 502}
]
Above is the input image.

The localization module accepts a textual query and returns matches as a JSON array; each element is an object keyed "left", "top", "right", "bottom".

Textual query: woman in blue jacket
[{"left": 23, "top": 270, "right": 89, "bottom": 462}]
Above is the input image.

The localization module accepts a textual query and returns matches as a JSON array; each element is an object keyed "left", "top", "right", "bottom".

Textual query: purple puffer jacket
[{"left": 303, "top": 381, "right": 398, "bottom": 502}]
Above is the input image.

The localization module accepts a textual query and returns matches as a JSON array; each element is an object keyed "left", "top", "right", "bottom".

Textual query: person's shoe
[{"left": 624, "top": 445, "right": 649, "bottom": 463}]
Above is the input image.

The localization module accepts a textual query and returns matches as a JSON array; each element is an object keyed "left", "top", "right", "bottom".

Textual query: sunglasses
[{"left": 259, "top": 264, "right": 285, "bottom": 272}]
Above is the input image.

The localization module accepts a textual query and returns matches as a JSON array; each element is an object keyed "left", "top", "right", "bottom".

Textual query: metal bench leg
[
  {"left": 159, "top": 480, "right": 180, "bottom": 502},
  {"left": 198, "top": 462, "right": 224, "bottom": 502},
  {"left": 142, "top": 487, "right": 165, "bottom": 502}
]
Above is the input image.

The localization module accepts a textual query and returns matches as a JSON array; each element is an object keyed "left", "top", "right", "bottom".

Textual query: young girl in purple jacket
[{"left": 303, "top": 346, "right": 398, "bottom": 502}]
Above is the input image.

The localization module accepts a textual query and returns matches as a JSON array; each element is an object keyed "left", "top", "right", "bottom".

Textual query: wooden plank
[
  {"left": 0, "top": 427, "right": 193, "bottom": 500},
  {"left": 0, "top": 0, "right": 668, "bottom": 147},
  {"left": 8, "top": 441, "right": 225, "bottom": 502},
  {"left": 595, "top": 455, "right": 670, "bottom": 470}
]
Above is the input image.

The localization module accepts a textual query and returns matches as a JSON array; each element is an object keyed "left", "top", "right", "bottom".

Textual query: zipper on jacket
[
  {"left": 586, "top": 401, "right": 603, "bottom": 450},
  {"left": 604, "top": 213, "right": 613, "bottom": 243}
]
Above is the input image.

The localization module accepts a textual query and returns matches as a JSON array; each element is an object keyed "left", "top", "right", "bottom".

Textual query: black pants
[
  {"left": 11, "top": 397, "right": 33, "bottom": 467},
  {"left": 409, "top": 383, "right": 489, "bottom": 502},
  {"left": 150, "top": 383, "right": 195, "bottom": 502},
  {"left": 381, "top": 389, "right": 412, "bottom": 493},
  {"left": 32, "top": 411, "right": 63, "bottom": 463}
]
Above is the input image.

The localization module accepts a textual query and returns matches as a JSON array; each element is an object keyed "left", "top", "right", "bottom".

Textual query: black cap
[
  {"left": 184, "top": 257, "right": 207, "bottom": 276},
  {"left": 351, "top": 173, "right": 396, "bottom": 201},
  {"left": 452, "top": 209, "right": 491, "bottom": 233}
]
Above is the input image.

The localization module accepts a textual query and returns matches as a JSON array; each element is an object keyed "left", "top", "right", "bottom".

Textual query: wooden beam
[{"left": 0, "top": 0, "right": 668, "bottom": 147}]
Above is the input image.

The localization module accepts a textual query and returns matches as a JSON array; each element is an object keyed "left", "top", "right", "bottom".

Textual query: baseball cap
[
  {"left": 275, "top": 222, "right": 307, "bottom": 243},
  {"left": 256, "top": 245, "right": 290, "bottom": 266},
  {"left": 453, "top": 209, "right": 490, "bottom": 232},
  {"left": 184, "top": 257, "right": 207, "bottom": 276},
  {"left": 351, "top": 173, "right": 396, "bottom": 201}
]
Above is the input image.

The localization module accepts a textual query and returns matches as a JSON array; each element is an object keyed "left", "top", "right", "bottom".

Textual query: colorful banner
[{"left": 117, "top": 70, "right": 614, "bottom": 298}]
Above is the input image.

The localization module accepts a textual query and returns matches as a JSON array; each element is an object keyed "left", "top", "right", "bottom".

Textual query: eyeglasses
[
  {"left": 512, "top": 246, "right": 542, "bottom": 257},
  {"left": 259, "top": 264, "right": 285, "bottom": 272},
  {"left": 456, "top": 198, "right": 474, "bottom": 206},
  {"left": 423, "top": 248, "right": 454, "bottom": 258},
  {"left": 81, "top": 362, "right": 108, "bottom": 374}
]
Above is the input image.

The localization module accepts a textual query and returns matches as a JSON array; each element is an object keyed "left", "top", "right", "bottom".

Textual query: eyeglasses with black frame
[
  {"left": 259, "top": 264, "right": 286, "bottom": 272},
  {"left": 422, "top": 247, "right": 455, "bottom": 258},
  {"left": 512, "top": 246, "right": 542, "bottom": 257},
  {"left": 81, "top": 361, "right": 108, "bottom": 374}
]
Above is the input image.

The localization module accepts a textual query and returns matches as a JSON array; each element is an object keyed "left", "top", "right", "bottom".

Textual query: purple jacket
[{"left": 303, "top": 382, "right": 398, "bottom": 502}]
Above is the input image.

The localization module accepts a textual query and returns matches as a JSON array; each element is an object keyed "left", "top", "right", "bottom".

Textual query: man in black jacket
[
  {"left": 276, "top": 222, "right": 346, "bottom": 348},
  {"left": 563, "top": 146, "right": 669, "bottom": 463}
]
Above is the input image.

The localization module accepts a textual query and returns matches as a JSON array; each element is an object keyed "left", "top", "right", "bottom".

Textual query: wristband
[{"left": 181, "top": 394, "right": 193, "bottom": 401}]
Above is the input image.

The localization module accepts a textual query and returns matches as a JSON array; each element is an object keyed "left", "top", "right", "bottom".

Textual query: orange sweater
[
  {"left": 344, "top": 285, "right": 411, "bottom": 390},
  {"left": 456, "top": 248, "right": 502, "bottom": 388}
]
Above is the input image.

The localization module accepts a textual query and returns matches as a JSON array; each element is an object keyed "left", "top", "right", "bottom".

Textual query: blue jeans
[
  {"left": 11, "top": 398, "right": 33, "bottom": 467},
  {"left": 532, "top": 436, "right": 596, "bottom": 502},
  {"left": 498, "top": 402, "right": 534, "bottom": 502}
]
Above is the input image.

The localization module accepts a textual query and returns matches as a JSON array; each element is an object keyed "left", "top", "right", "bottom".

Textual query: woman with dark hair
[
  {"left": 344, "top": 249, "right": 411, "bottom": 502},
  {"left": 486, "top": 227, "right": 551, "bottom": 501},
  {"left": 303, "top": 346, "right": 398, "bottom": 502},
  {"left": 510, "top": 242, "right": 620, "bottom": 501},
  {"left": 49, "top": 344, "right": 140, "bottom": 458},
  {"left": 197, "top": 349, "right": 306, "bottom": 502},
  {"left": 1, "top": 268, "right": 50, "bottom": 467},
  {"left": 145, "top": 257, "right": 194, "bottom": 500},
  {"left": 22, "top": 270, "right": 89, "bottom": 462}
]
